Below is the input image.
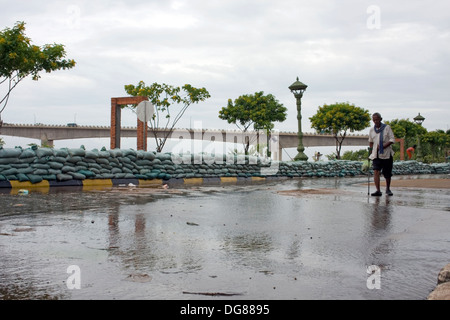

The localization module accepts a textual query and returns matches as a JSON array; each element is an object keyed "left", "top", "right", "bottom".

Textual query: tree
[
  {"left": 310, "top": 102, "right": 370, "bottom": 159},
  {"left": 0, "top": 21, "right": 76, "bottom": 125},
  {"left": 124, "top": 81, "right": 210, "bottom": 152},
  {"left": 218, "top": 91, "right": 287, "bottom": 155},
  {"left": 421, "top": 130, "right": 449, "bottom": 162},
  {"left": 385, "top": 118, "right": 427, "bottom": 160}
]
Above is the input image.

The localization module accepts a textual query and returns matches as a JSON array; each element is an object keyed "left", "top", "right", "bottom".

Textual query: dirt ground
[{"left": 377, "top": 178, "right": 450, "bottom": 189}]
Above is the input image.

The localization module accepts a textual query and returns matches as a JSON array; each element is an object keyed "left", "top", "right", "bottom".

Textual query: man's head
[{"left": 372, "top": 112, "right": 382, "bottom": 127}]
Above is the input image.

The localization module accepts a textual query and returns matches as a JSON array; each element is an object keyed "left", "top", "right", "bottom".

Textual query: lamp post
[
  {"left": 289, "top": 77, "right": 308, "bottom": 161},
  {"left": 413, "top": 113, "right": 425, "bottom": 162}
]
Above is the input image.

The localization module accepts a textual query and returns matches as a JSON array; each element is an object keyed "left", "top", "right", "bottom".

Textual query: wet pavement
[{"left": 0, "top": 175, "right": 449, "bottom": 300}]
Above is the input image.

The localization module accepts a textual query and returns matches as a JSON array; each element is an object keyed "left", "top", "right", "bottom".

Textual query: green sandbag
[
  {"left": 68, "top": 148, "right": 85, "bottom": 157},
  {"left": 1, "top": 168, "right": 18, "bottom": 176},
  {"left": 57, "top": 173, "right": 73, "bottom": 181},
  {"left": 27, "top": 174, "right": 43, "bottom": 184},
  {"left": 77, "top": 170, "right": 96, "bottom": 178},
  {"left": 19, "top": 148, "right": 36, "bottom": 159},
  {"left": 17, "top": 167, "right": 34, "bottom": 174},
  {"left": 17, "top": 173, "right": 30, "bottom": 182},
  {"left": 85, "top": 150, "right": 99, "bottom": 159},
  {"left": 0, "top": 157, "right": 19, "bottom": 164},
  {"left": 69, "top": 172, "right": 86, "bottom": 180},
  {"left": 48, "top": 161, "right": 64, "bottom": 169},
  {"left": 0, "top": 148, "right": 22, "bottom": 158},
  {"left": 42, "top": 174, "right": 56, "bottom": 180},
  {"left": 62, "top": 165, "right": 77, "bottom": 173},
  {"left": 35, "top": 148, "right": 54, "bottom": 158},
  {"left": 54, "top": 148, "right": 69, "bottom": 157}
]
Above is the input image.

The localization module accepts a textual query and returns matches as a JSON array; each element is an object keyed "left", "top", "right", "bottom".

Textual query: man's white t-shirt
[{"left": 368, "top": 124, "right": 395, "bottom": 160}]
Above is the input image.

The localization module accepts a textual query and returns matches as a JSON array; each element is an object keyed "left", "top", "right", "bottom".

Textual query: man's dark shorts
[{"left": 372, "top": 156, "right": 393, "bottom": 178}]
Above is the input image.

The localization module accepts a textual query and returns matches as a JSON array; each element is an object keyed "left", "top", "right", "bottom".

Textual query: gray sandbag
[
  {"left": 96, "top": 158, "right": 109, "bottom": 165},
  {"left": 17, "top": 173, "right": 30, "bottom": 182},
  {"left": 54, "top": 148, "right": 69, "bottom": 157},
  {"left": 68, "top": 148, "right": 85, "bottom": 157},
  {"left": 48, "top": 161, "right": 64, "bottom": 169},
  {"left": 57, "top": 173, "right": 73, "bottom": 181},
  {"left": 111, "top": 167, "right": 123, "bottom": 174},
  {"left": 19, "top": 148, "right": 36, "bottom": 159},
  {"left": 48, "top": 169, "right": 62, "bottom": 175},
  {"left": 121, "top": 149, "right": 137, "bottom": 157},
  {"left": 98, "top": 150, "right": 110, "bottom": 158},
  {"left": 1, "top": 168, "right": 18, "bottom": 176},
  {"left": 33, "top": 169, "right": 49, "bottom": 175},
  {"left": 69, "top": 172, "right": 86, "bottom": 180},
  {"left": 0, "top": 148, "right": 22, "bottom": 158},
  {"left": 18, "top": 157, "right": 36, "bottom": 164},
  {"left": 53, "top": 156, "right": 68, "bottom": 163},
  {"left": 27, "top": 174, "right": 43, "bottom": 184},
  {"left": 109, "top": 149, "right": 122, "bottom": 158},
  {"left": 66, "top": 156, "right": 83, "bottom": 163},
  {"left": 62, "top": 165, "right": 77, "bottom": 173},
  {"left": 17, "top": 167, "right": 34, "bottom": 174},
  {"left": 77, "top": 170, "right": 96, "bottom": 178},
  {"left": 42, "top": 174, "right": 56, "bottom": 180},
  {"left": 85, "top": 149, "right": 99, "bottom": 159},
  {"left": 35, "top": 148, "right": 54, "bottom": 158},
  {"left": 0, "top": 157, "right": 19, "bottom": 164},
  {"left": 31, "top": 163, "right": 50, "bottom": 169}
]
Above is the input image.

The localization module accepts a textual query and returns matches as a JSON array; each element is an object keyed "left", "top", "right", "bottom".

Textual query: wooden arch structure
[{"left": 110, "top": 96, "right": 149, "bottom": 151}]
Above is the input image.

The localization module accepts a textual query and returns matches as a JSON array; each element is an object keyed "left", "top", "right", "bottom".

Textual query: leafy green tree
[
  {"left": 421, "top": 130, "right": 449, "bottom": 162},
  {"left": 124, "top": 81, "right": 210, "bottom": 152},
  {"left": 309, "top": 102, "right": 370, "bottom": 159},
  {"left": 218, "top": 91, "right": 286, "bottom": 155},
  {"left": 0, "top": 21, "right": 76, "bottom": 125},
  {"left": 341, "top": 148, "right": 369, "bottom": 161},
  {"left": 386, "top": 118, "right": 427, "bottom": 157}
]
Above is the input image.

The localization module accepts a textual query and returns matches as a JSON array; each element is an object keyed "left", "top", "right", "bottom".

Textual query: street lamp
[
  {"left": 413, "top": 113, "right": 425, "bottom": 162},
  {"left": 289, "top": 77, "right": 308, "bottom": 161}
]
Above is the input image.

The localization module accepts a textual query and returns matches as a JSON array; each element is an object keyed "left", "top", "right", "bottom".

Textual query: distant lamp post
[
  {"left": 289, "top": 77, "right": 308, "bottom": 161},
  {"left": 413, "top": 113, "right": 425, "bottom": 162}
]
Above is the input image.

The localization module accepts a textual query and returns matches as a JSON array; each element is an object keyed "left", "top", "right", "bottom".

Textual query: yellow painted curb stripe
[
  {"left": 138, "top": 179, "right": 163, "bottom": 186},
  {"left": 82, "top": 179, "right": 113, "bottom": 187},
  {"left": 220, "top": 177, "right": 237, "bottom": 183},
  {"left": 183, "top": 178, "right": 203, "bottom": 184},
  {"left": 9, "top": 180, "right": 50, "bottom": 189},
  {"left": 251, "top": 177, "right": 266, "bottom": 182}
]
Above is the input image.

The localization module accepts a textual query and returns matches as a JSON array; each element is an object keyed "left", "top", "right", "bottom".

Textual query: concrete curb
[{"left": 0, "top": 175, "right": 289, "bottom": 192}]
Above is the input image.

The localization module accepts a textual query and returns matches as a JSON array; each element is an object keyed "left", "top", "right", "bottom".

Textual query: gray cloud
[{"left": 1, "top": 0, "right": 449, "bottom": 136}]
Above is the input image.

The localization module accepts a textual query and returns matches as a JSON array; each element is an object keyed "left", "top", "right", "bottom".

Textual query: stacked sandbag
[
  {"left": 392, "top": 160, "right": 434, "bottom": 175},
  {"left": 430, "top": 163, "right": 450, "bottom": 174},
  {"left": 275, "top": 160, "right": 366, "bottom": 178},
  {"left": 0, "top": 146, "right": 448, "bottom": 184}
]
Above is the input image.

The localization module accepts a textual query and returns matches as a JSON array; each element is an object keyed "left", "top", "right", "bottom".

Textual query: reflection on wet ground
[{"left": 0, "top": 175, "right": 449, "bottom": 300}]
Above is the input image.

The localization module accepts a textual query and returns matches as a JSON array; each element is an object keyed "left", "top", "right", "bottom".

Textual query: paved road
[{"left": 0, "top": 175, "right": 448, "bottom": 300}]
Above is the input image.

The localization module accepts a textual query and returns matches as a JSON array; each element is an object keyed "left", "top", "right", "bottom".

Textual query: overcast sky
[{"left": 1, "top": 0, "right": 449, "bottom": 155}]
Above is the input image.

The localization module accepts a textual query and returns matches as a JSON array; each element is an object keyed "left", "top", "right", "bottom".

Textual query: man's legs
[
  {"left": 371, "top": 158, "right": 383, "bottom": 196},
  {"left": 384, "top": 156, "right": 394, "bottom": 196},
  {"left": 374, "top": 170, "right": 381, "bottom": 192}
]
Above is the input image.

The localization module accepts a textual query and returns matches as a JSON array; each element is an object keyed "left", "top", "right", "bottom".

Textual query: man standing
[{"left": 368, "top": 112, "right": 395, "bottom": 196}]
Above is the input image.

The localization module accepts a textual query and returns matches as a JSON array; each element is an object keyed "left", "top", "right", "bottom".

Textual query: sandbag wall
[{"left": 0, "top": 146, "right": 448, "bottom": 185}]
